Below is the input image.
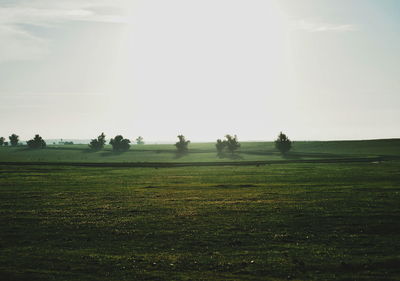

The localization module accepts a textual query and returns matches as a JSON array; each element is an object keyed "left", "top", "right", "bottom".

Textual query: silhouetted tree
[
  {"left": 275, "top": 132, "right": 292, "bottom": 154},
  {"left": 9, "top": 134, "right": 19, "bottom": 147},
  {"left": 216, "top": 135, "right": 240, "bottom": 157},
  {"left": 27, "top": 134, "right": 46, "bottom": 149},
  {"left": 175, "top": 135, "right": 190, "bottom": 154},
  {"left": 0, "top": 137, "right": 5, "bottom": 146},
  {"left": 110, "top": 135, "right": 130, "bottom": 152},
  {"left": 4, "top": 142, "right": 8, "bottom": 146},
  {"left": 216, "top": 139, "right": 226, "bottom": 156},
  {"left": 136, "top": 136, "right": 144, "bottom": 145},
  {"left": 89, "top": 133, "right": 106, "bottom": 151},
  {"left": 224, "top": 134, "right": 240, "bottom": 154}
]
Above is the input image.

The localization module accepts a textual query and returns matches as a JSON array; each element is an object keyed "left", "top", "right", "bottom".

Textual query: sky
[{"left": 0, "top": 0, "right": 399, "bottom": 142}]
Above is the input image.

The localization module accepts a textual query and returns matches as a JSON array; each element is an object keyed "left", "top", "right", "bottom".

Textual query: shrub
[
  {"left": 224, "top": 134, "right": 240, "bottom": 154},
  {"left": 136, "top": 136, "right": 144, "bottom": 145},
  {"left": 215, "top": 135, "right": 240, "bottom": 157},
  {"left": 27, "top": 134, "right": 46, "bottom": 149},
  {"left": 89, "top": 133, "right": 106, "bottom": 151},
  {"left": 9, "top": 134, "right": 19, "bottom": 147},
  {"left": 216, "top": 139, "right": 226, "bottom": 156},
  {"left": 275, "top": 132, "right": 292, "bottom": 154},
  {"left": 110, "top": 135, "right": 130, "bottom": 152},
  {"left": 175, "top": 135, "right": 190, "bottom": 154}
]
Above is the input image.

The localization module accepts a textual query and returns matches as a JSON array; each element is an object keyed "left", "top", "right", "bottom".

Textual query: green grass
[
  {"left": 0, "top": 139, "right": 399, "bottom": 163},
  {"left": 1, "top": 161, "right": 400, "bottom": 280}
]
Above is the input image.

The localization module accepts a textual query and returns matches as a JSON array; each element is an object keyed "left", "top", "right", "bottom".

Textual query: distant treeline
[{"left": 0, "top": 132, "right": 292, "bottom": 155}]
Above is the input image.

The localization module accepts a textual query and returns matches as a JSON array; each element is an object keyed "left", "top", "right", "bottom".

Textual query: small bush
[
  {"left": 27, "top": 134, "right": 46, "bottom": 149},
  {"left": 136, "top": 136, "right": 144, "bottom": 145},
  {"left": 9, "top": 134, "right": 19, "bottom": 147},
  {"left": 175, "top": 135, "right": 190, "bottom": 154},
  {"left": 215, "top": 135, "right": 240, "bottom": 157},
  {"left": 110, "top": 135, "right": 131, "bottom": 152},
  {"left": 89, "top": 133, "right": 106, "bottom": 151},
  {"left": 275, "top": 132, "right": 292, "bottom": 154}
]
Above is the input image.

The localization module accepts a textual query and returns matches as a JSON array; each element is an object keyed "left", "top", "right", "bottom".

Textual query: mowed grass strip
[{"left": 0, "top": 161, "right": 399, "bottom": 280}]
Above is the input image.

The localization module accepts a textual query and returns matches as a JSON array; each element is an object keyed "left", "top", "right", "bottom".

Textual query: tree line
[{"left": 0, "top": 132, "right": 292, "bottom": 155}]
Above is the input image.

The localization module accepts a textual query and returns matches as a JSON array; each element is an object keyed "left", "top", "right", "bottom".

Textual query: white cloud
[
  {"left": 292, "top": 19, "right": 358, "bottom": 32},
  {"left": 0, "top": 0, "right": 130, "bottom": 62},
  {"left": 0, "top": 6, "right": 129, "bottom": 26},
  {"left": 0, "top": 25, "right": 48, "bottom": 62}
]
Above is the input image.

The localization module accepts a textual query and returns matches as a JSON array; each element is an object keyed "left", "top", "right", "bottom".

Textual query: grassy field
[
  {"left": 1, "top": 139, "right": 399, "bottom": 280},
  {"left": 1, "top": 159, "right": 400, "bottom": 280},
  {"left": 0, "top": 139, "right": 399, "bottom": 163}
]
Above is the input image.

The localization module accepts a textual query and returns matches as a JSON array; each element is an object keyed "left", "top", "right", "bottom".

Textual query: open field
[
  {"left": 0, "top": 139, "right": 399, "bottom": 164},
  {"left": 1, "top": 159, "right": 400, "bottom": 280}
]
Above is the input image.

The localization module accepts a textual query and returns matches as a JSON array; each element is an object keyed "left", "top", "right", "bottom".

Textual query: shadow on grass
[
  {"left": 13, "top": 147, "right": 30, "bottom": 152},
  {"left": 174, "top": 151, "right": 189, "bottom": 159},
  {"left": 100, "top": 150, "right": 128, "bottom": 157},
  {"left": 282, "top": 153, "right": 302, "bottom": 160},
  {"left": 214, "top": 184, "right": 256, "bottom": 188},
  {"left": 82, "top": 148, "right": 97, "bottom": 154},
  {"left": 44, "top": 146, "right": 87, "bottom": 151},
  {"left": 286, "top": 151, "right": 351, "bottom": 159},
  {"left": 241, "top": 150, "right": 351, "bottom": 159},
  {"left": 217, "top": 153, "right": 243, "bottom": 160},
  {"left": 13, "top": 147, "right": 52, "bottom": 153},
  {"left": 15, "top": 146, "right": 89, "bottom": 152}
]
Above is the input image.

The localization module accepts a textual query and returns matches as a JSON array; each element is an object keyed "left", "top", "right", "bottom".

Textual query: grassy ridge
[
  {"left": 0, "top": 139, "right": 399, "bottom": 163},
  {"left": 1, "top": 162, "right": 400, "bottom": 280}
]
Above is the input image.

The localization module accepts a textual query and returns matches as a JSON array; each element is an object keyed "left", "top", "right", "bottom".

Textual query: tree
[
  {"left": 216, "top": 139, "right": 225, "bottom": 156},
  {"left": 9, "top": 134, "right": 19, "bottom": 147},
  {"left": 0, "top": 137, "right": 5, "bottom": 146},
  {"left": 27, "top": 134, "right": 46, "bottom": 149},
  {"left": 224, "top": 134, "right": 240, "bottom": 154},
  {"left": 110, "top": 135, "right": 130, "bottom": 152},
  {"left": 175, "top": 135, "right": 190, "bottom": 154},
  {"left": 275, "top": 132, "right": 292, "bottom": 154},
  {"left": 136, "top": 136, "right": 144, "bottom": 145},
  {"left": 215, "top": 134, "right": 240, "bottom": 157},
  {"left": 89, "top": 133, "right": 106, "bottom": 151}
]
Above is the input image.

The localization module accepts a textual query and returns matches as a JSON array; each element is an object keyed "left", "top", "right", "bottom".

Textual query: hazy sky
[{"left": 1, "top": 0, "right": 399, "bottom": 142}]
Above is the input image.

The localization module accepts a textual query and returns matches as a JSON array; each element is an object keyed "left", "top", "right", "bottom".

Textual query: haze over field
[{"left": 0, "top": 0, "right": 399, "bottom": 141}]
